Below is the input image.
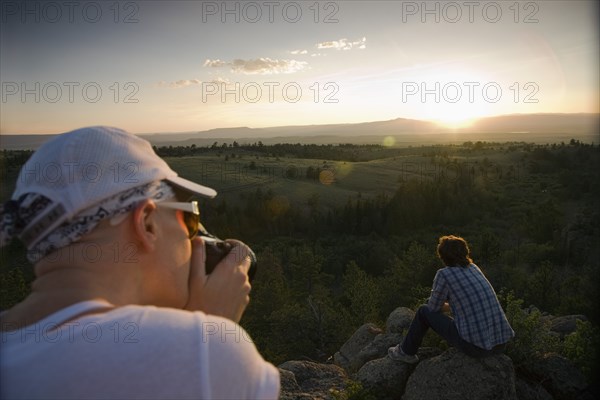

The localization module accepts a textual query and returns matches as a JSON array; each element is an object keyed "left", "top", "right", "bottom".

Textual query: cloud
[
  {"left": 157, "top": 77, "right": 230, "bottom": 89},
  {"left": 231, "top": 58, "right": 307, "bottom": 74},
  {"left": 157, "top": 79, "right": 202, "bottom": 88},
  {"left": 203, "top": 59, "right": 228, "bottom": 68},
  {"left": 290, "top": 49, "right": 308, "bottom": 55},
  {"left": 316, "top": 37, "right": 367, "bottom": 51},
  {"left": 204, "top": 57, "right": 308, "bottom": 75},
  {"left": 210, "top": 77, "right": 232, "bottom": 85}
]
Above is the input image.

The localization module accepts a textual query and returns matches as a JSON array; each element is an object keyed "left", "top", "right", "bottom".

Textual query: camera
[{"left": 200, "top": 232, "right": 257, "bottom": 282}]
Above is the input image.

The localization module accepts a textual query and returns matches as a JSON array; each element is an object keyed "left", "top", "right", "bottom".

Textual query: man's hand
[{"left": 184, "top": 237, "right": 252, "bottom": 323}]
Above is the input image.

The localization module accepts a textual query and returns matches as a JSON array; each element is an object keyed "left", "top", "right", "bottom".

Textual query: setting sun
[
  {"left": 425, "top": 103, "right": 486, "bottom": 129},
  {"left": 434, "top": 116, "right": 477, "bottom": 130},
  {"left": 435, "top": 119, "right": 475, "bottom": 129}
]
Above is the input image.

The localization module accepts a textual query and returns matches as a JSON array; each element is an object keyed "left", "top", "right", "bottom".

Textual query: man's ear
[{"left": 132, "top": 199, "right": 158, "bottom": 252}]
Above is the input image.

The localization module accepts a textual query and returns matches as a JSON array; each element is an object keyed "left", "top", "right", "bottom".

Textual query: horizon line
[{"left": 1, "top": 111, "right": 599, "bottom": 136}]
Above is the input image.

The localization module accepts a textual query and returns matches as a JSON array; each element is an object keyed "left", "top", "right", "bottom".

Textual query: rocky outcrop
[
  {"left": 279, "top": 361, "right": 348, "bottom": 400},
  {"left": 520, "top": 353, "right": 589, "bottom": 400},
  {"left": 402, "top": 348, "right": 517, "bottom": 400},
  {"left": 351, "top": 331, "right": 403, "bottom": 371},
  {"left": 516, "top": 377, "right": 553, "bottom": 400},
  {"left": 357, "top": 355, "right": 414, "bottom": 400},
  {"left": 386, "top": 307, "right": 415, "bottom": 334},
  {"left": 333, "top": 307, "right": 415, "bottom": 374},
  {"left": 279, "top": 368, "right": 302, "bottom": 393},
  {"left": 333, "top": 323, "right": 382, "bottom": 372},
  {"left": 280, "top": 307, "right": 593, "bottom": 400},
  {"left": 548, "top": 315, "right": 588, "bottom": 338}
]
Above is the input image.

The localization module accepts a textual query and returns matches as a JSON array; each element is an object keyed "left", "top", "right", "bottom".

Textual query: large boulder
[
  {"left": 548, "top": 315, "right": 587, "bottom": 338},
  {"left": 402, "top": 348, "right": 517, "bottom": 400},
  {"left": 357, "top": 356, "right": 415, "bottom": 400},
  {"left": 386, "top": 307, "right": 415, "bottom": 334},
  {"left": 351, "top": 332, "right": 403, "bottom": 371},
  {"left": 520, "top": 353, "right": 589, "bottom": 400},
  {"left": 279, "top": 360, "right": 348, "bottom": 399},
  {"left": 279, "top": 393, "right": 315, "bottom": 400},
  {"left": 333, "top": 323, "right": 381, "bottom": 371},
  {"left": 415, "top": 346, "right": 445, "bottom": 361},
  {"left": 515, "top": 378, "right": 553, "bottom": 400},
  {"left": 279, "top": 368, "right": 301, "bottom": 393},
  {"left": 333, "top": 308, "right": 416, "bottom": 373}
]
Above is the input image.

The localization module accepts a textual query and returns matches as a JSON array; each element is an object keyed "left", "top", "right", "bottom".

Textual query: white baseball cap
[{"left": 10, "top": 126, "right": 216, "bottom": 248}]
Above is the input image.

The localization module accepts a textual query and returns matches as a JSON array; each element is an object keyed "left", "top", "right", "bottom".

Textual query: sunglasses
[{"left": 158, "top": 201, "right": 201, "bottom": 239}]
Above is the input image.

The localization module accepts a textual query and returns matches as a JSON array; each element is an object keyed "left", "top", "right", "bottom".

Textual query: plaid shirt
[{"left": 427, "top": 263, "right": 515, "bottom": 350}]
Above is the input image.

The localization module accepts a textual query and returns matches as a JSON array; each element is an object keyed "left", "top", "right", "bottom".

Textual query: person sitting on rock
[{"left": 388, "top": 235, "right": 514, "bottom": 364}]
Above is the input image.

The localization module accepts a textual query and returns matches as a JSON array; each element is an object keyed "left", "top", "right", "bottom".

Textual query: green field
[{"left": 163, "top": 143, "right": 527, "bottom": 213}]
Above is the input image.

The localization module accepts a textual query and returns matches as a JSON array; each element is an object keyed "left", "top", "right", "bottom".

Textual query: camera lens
[{"left": 202, "top": 236, "right": 257, "bottom": 282}]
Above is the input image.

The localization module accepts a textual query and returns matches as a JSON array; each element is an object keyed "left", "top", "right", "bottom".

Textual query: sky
[{"left": 0, "top": 0, "right": 598, "bottom": 134}]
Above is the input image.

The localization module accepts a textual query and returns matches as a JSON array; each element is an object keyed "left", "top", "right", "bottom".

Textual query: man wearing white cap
[{"left": 0, "top": 126, "right": 280, "bottom": 399}]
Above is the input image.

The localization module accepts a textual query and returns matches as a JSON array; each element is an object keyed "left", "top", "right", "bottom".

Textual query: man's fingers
[
  {"left": 185, "top": 238, "right": 253, "bottom": 321},
  {"left": 222, "top": 240, "right": 252, "bottom": 275}
]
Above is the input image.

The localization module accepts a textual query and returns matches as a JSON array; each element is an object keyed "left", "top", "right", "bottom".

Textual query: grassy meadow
[{"left": 163, "top": 142, "right": 526, "bottom": 214}]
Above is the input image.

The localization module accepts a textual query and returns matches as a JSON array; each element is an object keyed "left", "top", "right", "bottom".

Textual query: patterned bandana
[{"left": 0, "top": 181, "right": 175, "bottom": 263}]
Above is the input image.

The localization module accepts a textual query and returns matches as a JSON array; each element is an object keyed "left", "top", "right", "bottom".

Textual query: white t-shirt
[{"left": 0, "top": 300, "right": 280, "bottom": 399}]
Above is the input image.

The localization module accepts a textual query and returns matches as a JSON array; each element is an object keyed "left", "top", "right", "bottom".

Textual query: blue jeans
[{"left": 400, "top": 305, "right": 505, "bottom": 358}]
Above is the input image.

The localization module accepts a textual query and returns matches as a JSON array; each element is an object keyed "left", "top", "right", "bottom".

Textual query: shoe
[{"left": 388, "top": 345, "right": 419, "bottom": 364}]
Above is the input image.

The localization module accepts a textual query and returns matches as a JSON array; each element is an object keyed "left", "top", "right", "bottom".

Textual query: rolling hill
[{"left": 1, "top": 113, "right": 598, "bottom": 150}]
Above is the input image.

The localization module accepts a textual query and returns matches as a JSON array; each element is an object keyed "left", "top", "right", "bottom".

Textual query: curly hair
[{"left": 436, "top": 235, "right": 473, "bottom": 267}]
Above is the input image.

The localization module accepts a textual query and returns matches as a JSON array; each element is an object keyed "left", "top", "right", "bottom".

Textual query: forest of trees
[
  {"left": 1, "top": 140, "right": 599, "bottom": 376},
  {"left": 152, "top": 141, "right": 401, "bottom": 162}
]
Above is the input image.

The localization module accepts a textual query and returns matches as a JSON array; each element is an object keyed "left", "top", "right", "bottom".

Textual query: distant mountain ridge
[{"left": 1, "top": 113, "right": 598, "bottom": 150}]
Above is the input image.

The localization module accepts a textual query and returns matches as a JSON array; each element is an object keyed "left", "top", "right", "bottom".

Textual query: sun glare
[
  {"left": 425, "top": 105, "right": 481, "bottom": 129},
  {"left": 425, "top": 97, "right": 491, "bottom": 129},
  {"left": 408, "top": 68, "right": 493, "bottom": 130},
  {"left": 434, "top": 116, "right": 477, "bottom": 129}
]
